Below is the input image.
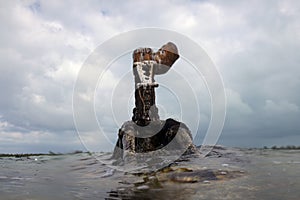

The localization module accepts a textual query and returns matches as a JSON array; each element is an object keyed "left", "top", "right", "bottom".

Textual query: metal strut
[{"left": 131, "top": 43, "right": 179, "bottom": 126}]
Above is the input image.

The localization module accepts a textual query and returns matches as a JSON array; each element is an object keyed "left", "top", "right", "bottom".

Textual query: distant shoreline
[
  {"left": 263, "top": 145, "right": 300, "bottom": 150},
  {"left": 0, "top": 150, "right": 90, "bottom": 158},
  {"left": 1, "top": 146, "right": 299, "bottom": 157}
]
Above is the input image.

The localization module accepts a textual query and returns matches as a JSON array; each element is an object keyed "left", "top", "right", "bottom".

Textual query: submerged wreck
[{"left": 112, "top": 42, "right": 196, "bottom": 165}]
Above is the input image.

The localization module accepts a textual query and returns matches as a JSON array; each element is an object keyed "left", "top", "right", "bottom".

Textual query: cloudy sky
[{"left": 0, "top": 0, "right": 299, "bottom": 153}]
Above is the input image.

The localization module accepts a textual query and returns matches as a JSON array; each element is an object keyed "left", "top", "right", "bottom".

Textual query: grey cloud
[{"left": 1, "top": 0, "right": 300, "bottom": 153}]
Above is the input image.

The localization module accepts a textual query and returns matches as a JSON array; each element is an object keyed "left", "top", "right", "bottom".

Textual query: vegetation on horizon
[
  {"left": 0, "top": 150, "right": 88, "bottom": 158},
  {"left": 263, "top": 145, "right": 300, "bottom": 150}
]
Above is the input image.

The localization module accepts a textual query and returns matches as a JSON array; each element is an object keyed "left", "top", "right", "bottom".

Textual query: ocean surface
[{"left": 0, "top": 147, "right": 299, "bottom": 200}]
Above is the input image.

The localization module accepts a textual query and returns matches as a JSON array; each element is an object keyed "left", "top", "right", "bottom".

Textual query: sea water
[{"left": 0, "top": 147, "right": 299, "bottom": 200}]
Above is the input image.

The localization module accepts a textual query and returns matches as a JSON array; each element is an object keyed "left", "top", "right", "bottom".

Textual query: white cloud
[
  {"left": 226, "top": 89, "right": 253, "bottom": 115},
  {"left": 264, "top": 100, "right": 299, "bottom": 113},
  {"left": 0, "top": 0, "right": 300, "bottom": 152}
]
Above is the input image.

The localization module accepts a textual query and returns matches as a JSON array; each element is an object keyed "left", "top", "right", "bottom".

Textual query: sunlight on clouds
[
  {"left": 264, "top": 100, "right": 299, "bottom": 113},
  {"left": 226, "top": 89, "right": 253, "bottom": 115},
  {"left": 31, "top": 94, "right": 46, "bottom": 104},
  {"left": 42, "top": 21, "right": 63, "bottom": 32},
  {"left": 278, "top": 0, "right": 299, "bottom": 16},
  {"left": 46, "top": 59, "right": 81, "bottom": 84},
  {"left": 97, "top": 69, "right": 118, "bottom": 90},
  {"left": 0, "top": 118, "right": 12, "bottom": 130},
  {"left": 173, "top": 13, "right": 197, "bottom": 29},
  {"left": 0, "top": 132, "right": 24, "bottom": 142}
]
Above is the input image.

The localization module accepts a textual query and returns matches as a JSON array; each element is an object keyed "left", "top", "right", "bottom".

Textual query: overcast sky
[{"left": 0, "top": 0, "right": 299, "bottom": 153}]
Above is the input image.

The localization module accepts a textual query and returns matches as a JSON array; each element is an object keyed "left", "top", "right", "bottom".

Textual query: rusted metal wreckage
[{"left": 112, "top": 42, "right": 195, "bottom": 162}]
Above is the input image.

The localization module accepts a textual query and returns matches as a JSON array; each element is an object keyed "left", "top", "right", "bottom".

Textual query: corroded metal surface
[
  {"left": 113, "top": 42, "right": 195, "bottom": 162},
  {"left": 132, "top": 42, "right": 179, "bottom": 126}
]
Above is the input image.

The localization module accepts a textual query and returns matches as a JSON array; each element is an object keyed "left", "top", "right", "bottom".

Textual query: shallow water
[{"left": 0, "top": 147, "right": 299, "bottom": 200}]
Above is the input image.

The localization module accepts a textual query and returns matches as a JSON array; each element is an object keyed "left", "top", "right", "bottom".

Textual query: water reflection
[{"left": 0, "top": 147, "right": 299, "bottom": 200}]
